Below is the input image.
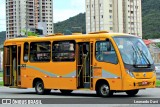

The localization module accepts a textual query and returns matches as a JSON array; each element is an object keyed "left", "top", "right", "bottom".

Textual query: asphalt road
[
  {"left": 0, "top": 87, "right": 159, "bottom": 107},
  {"left": 0, "top": 87, "right": 159, "bottom": 98}
]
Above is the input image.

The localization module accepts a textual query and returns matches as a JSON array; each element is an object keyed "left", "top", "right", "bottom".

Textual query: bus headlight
[
  {"left": 153, "top": 70, "right": 156, "bottom": 77},
  {"left": 126, "top": 69, "right": 134, "bottom": 78}
]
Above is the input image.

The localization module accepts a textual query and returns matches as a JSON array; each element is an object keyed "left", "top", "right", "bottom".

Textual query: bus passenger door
[
  {"left": 3, "top": 45, "right": 21, "bottom": 87},
  {"left": 17, "top": 45, "right": 21, "bottom": 86},
  {"left": 77, "top": 42, "right": 93, "bottom": 89}
]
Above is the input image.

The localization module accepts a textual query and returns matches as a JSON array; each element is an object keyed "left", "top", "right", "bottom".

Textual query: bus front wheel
[
  {"left": 96, "top": 83, "right": 113, "bottom": 97},
  {"left": 126, "top": 89, "right": 139, "bottom": 96},
  {"left": 35, "top": 81, "right": 51, "bottom": 95}
]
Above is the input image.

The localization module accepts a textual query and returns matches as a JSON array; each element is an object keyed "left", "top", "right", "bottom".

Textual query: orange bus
[{"left": 3, "top": 31, "right": 156, "bottom": 97}]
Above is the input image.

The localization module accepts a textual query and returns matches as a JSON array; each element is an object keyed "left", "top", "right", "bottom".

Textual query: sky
[{"left": 0, "top": 0, "right": 85, "bottom": 32}]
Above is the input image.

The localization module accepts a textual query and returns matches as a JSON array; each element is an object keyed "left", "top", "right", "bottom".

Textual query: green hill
[
  {"left": 54, "top": 13, "right": 86, "bottom": 34},
  {"left": 142, "top": 0, "right": 160, "bottom": 39},
  {"left": 0, "top": 31, "right": 6, "bottom": 45}
]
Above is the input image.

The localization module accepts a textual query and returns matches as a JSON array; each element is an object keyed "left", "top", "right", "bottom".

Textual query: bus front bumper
[{"left": 123, "top": 77, "right": 156, "bottom": 90}]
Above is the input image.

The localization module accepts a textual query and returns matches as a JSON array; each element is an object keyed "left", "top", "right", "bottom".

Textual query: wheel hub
[
  {"left": 37, "top": 83, "right": 43, "bottom": 92},
  {"left": 101, "top": 85, "right": 109, "bottom": 95}
]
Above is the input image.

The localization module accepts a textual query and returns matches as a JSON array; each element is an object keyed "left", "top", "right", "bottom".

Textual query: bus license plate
[{"left": 142, "top": 81, "right": 148, "bottom": 85}]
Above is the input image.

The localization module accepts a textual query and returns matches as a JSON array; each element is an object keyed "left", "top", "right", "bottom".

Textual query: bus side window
[
  {"left": 23, "top": 42, "right": 29, "bottom": 62},
  {"left": 96, "top": 40, "right": 118, "bottom": 64},
  {"left": 52, "top": 41, "right": 75, "bottom": 62},
  {"left": 30, "top": 42, "right": 51, "bottom": 62}
]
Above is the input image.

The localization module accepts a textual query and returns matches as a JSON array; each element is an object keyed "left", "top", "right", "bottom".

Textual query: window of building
[
  {"left": 93, "top": 16, "right": 95, "bottom": 19},
  {"left": 52, "top": 41, "right": 75, "bottom": 62},
  {"left": 101, "top": 15, "right": 103, "bottom": 18},
  {"left": 135, "top": 6, "right": 138, "bottom": 9},
  {"left": 87, "top": 5, "right": 89, "bottom": 8},
  {"left": 131, "top": 11, "right": 134, "bottom": 14},
  {"left": 96, "top": 40, "right": 118, "bottom": 64},
  {"left": 109, "top": 15, "right": 112, "bottom": 19},
  {"left": 23, "top": 42, "right": 29, "bottom": 62},
  {"left": 30, "top": 42, "right": 51, "bottom": 62}
]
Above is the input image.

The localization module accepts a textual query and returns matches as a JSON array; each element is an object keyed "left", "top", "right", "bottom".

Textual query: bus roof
[{"left": 4, "top": 32, "right": 135, "bottom": 44}]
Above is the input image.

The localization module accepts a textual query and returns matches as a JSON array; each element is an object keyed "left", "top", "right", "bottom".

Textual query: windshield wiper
[
  {"left": 132, "top": 46, "right": 138, "bottom": 65},
  {"left": 136, "top": 46, "right": 151, "bottom": 66}
]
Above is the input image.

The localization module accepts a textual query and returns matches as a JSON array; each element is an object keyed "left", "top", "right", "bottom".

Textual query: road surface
[
  {"left": 0, "top": 87, "right": 159, "bottom": 107},
  {"left": 0, "top": 87, "right": 159, "bottom": 98}
]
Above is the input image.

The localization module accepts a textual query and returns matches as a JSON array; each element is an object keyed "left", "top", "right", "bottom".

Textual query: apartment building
[
  {"left": 86, "top": 0, "right": 142, "bottom": 37},
  {"left": 6, "top": 0, "right": 53, "bottom": 39}
]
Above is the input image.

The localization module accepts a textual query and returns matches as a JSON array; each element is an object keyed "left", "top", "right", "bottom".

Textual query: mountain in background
[
  {"left": 142, "top": 0, "right": 160, "bottom": 39},
  {"left": 54, "top": 13, "right": 86, "bottom": 34},
  {"left": 0, "top": 31, "right": 6, "bottom": 45},
  {"left": 1, "top": 0, "right": 160, "bottom": 45}
]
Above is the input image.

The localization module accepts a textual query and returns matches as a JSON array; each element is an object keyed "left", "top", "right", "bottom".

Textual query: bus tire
[
  {"left": 96, "top": 83, "right": 113, "bottom": 97},
  {"left": 35, "top": 81, "right": 51, "bottom": 95},
  {"left": 126, "top": 89, "right": 139, "bottom": 96},
  {"left": 60, "top": 90, "right": 73, "bottom": 94}
]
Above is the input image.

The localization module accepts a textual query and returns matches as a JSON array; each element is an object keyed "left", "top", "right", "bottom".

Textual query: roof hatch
[{"left": 88, "top": 31, "right": 109, "bottom": 34}]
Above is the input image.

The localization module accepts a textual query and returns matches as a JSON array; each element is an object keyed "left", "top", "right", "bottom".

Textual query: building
[
  {"left": 6, "top": 0, "right": 53, "bottom": 39},
  {"left": 0, "top": 51, "right": 3, "bottom": 71},
  {"left": 85, "top": 0, "right": 142, "bottom": 37}
]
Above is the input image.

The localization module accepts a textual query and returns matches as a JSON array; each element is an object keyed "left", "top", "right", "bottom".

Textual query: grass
[
  {"left": 156, "top": 80, "right": 160, "bottom": 87},
  {"left": 0, "top": 72, "right": 3, "bottom": 77},
  {"left": 0, "top": 72, "right": 3, "bottom": 86},
  {"left": 0, "top": 81, "right": 3, "bottom": 86}
]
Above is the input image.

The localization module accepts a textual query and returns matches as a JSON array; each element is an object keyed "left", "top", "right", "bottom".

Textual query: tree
[{"left": 21, "top": 30, "right": 38, "bottom": 36}]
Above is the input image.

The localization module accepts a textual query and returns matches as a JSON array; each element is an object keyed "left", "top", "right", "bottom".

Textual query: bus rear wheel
[
  {"left": 126, "top": 89, "right": 139, "bottom": 96},
  {"left": 60, "top": 90, "right": 73, "bottom": 94},
  {"left": 35, "top": 81, "right": 51, "bottom": 95},
  {"left": 96, "top": 83, "right": 113, "bottom": 97}
]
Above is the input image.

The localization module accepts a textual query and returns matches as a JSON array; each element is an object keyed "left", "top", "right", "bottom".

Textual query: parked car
[
  {"left": 155, "top": 64, "right": 160, "bottom": 79},
  {"left": 155, "top": 64, "right": 160, "bottom": 73}
]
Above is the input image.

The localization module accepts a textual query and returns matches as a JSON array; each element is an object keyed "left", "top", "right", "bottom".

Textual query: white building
[
  {"left": 86, "top": 0, "right": 142, "bottom": 37},
  {"left": 0, "top": 51, "right": 3, "bottom": 71},
  {"left": 6, "top": 0, "right": 53, "bottom": 39},
  {"left": 37, "top": 22, "right": 47, "bottom": 36}
]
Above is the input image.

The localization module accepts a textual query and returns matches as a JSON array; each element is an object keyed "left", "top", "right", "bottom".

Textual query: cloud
[
  {"left": 70, "top": 0, "right": 85, "bottom": 11},
  {"left": 54, "top": 0, "right": 85, "bottom": 23},
  {"left": 54, "top": 9, "right": 83, "bottom": 23}
]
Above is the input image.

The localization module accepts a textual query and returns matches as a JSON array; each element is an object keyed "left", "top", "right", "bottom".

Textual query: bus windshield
[{"left": 113, "top": 36, "right": 154, "bottom": 66}]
